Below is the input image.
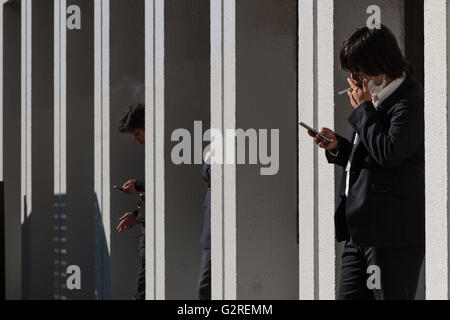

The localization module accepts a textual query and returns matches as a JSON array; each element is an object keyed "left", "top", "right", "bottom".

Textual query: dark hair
[
  {"left": 118, "top": 103, "right": 145, "bottom": 133},
  {"left": 340, "top": 24, "right": 412, "bottom": 85}
]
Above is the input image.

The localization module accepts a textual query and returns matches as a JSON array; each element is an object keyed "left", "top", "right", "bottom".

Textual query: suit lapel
[{"left": 349, "top": 76, "right": 416, "bottom": 166}]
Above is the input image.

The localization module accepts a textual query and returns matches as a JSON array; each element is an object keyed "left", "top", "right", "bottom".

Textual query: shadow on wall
[
  {"left": 20, "top": 194, "right": 111, "bottom": 300},
  {"left": 93, "top": 193, "right": 111, "bottom": 299}
]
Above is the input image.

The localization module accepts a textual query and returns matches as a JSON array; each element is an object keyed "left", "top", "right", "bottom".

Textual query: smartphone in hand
[
  {"left": 112, "top": 185, "right": 125, "bottom": 192},
  {"left": 299, "top": 122, "right": 331, "bottom": 143}
]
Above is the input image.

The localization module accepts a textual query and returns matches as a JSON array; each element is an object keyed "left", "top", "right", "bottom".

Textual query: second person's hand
[
  {"left": 122, "top": 179, "right": 137, "bottom": 194},
  {"left": 117, "top": 212, "right": 137, "bottom": 232}
]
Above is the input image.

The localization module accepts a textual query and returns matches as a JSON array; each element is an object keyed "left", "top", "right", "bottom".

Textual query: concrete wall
[
  {"left": 235, "top": 0, "right": 298, "bottom": 299},
  {"left": 65, "top": 0, "right": 95, "bottom": 300},
  {"left": 27, "top": 0, "right": 54, "bottom": 299},
  {"left": 164, "top": 0, "right": 210, "bottom": 300},
  {"left": 3, "top": 0, "right": 22, "bottom": 300}
]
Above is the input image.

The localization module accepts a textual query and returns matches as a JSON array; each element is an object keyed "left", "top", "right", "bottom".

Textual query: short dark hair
[
  {"left": 340, "top": 24, "right": 412, "bottom": 85},
  {"left": 118, "top": 103, "right": 145, "bottom": 133}
]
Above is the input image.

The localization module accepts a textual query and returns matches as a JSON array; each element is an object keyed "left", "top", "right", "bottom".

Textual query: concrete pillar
[
  {"left": 316, "top": 0, "right": 336, "bottom": 300},
  {"left": 298, "top": 0, "right": 316, "bottom": 300},
  {"left": 424, "top": 0, "right": 449, "bottom": 300},
  {"left": 145, "top": 0, "right": 165, "bottom": 300},
  {"left": 298, "top": 0, "right": 337, "bottom": 300},
  {"left": 210, "top": 0, "right": 237, "bottom": 300},
  {"left": 3, "top": 0, "right": 22, "bottom": 300},
  {"left": 94, "top": 0, "right": 111, "bottom": 299},
  {"left": 93, "top": 0, "right": 112, "bottom": 299}
]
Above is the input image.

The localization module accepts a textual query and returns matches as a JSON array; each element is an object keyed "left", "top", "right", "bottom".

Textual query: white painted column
[
  {"left": 316, "top": 0, "right": 336, "bottom": 300},
  {"left": 298, "top": 0, "right": 336, "bottom": 300},
  {"left": 54, "top": 0, "right": 67, "bottom": 201},
  {"left": 94, "top": 0, "right": 111, "bottom": 254},
  {"left": 424, "top": 0, "right": 449, "bottom": 300},
  {"left": 298, "top": 0, "right": 316, "bottom": 300},
  {"left": 211, "top": 0, "right": 237, "bottom": 300},
  {"left": 93, "top": 0, "right": 111, "bottom": 300},
  {"left": 222, "top": 0, "right": 236, "bottom": 301},
  {"left": 145, "top": 0, "right": 165, "bottom": 300},
  {"left": 210, "top": 0, "right": 223, "bottom": 300},
  {"left": 21, "top": 0, "right": 32, "bottom": 222}
]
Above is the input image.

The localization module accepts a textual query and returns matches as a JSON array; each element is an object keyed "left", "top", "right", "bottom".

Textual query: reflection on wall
[
  {"left": 51, "top": 193, "right": 111, "bottom": 300},
  {"left": 94, "top": 193, "right": 110, "bottom": 300}
]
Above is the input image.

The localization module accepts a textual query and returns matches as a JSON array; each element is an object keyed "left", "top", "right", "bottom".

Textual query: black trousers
[
  {"left": 134, "top": 224, "right": 145, "bottom": 300},
  {"left": 338, "top": 239, "right": 424, "bottom": 300},
  {"left": 197, "top": 249, "right": 211, "bottom": 300}
]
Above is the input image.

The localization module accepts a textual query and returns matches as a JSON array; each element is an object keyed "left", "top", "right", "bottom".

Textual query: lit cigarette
[{"left": 338, "top": 87, "right": 351, "bottom": 95}]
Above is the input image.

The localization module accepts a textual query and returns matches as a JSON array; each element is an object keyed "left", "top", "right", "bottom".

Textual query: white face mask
[{"left": 368, "top": 75, "right": 386, "bottom": 96}]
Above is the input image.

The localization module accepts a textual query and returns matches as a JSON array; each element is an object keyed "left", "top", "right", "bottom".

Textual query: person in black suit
[
  {"left": 197, "top": 151, "right": 211, "bottom": 300},
  {"left": 116, "top": 103, "right": 146, "bottom": 300},
  {"left": 307, "top": 25, "right": 424, "bottom": 300}
]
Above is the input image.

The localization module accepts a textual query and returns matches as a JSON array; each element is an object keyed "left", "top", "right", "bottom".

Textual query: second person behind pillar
[
  {"left": 116, "top": 103, "right": 146, "bottom": 300},
  {"left": 197, "top": 151, "right": 211, "bottom": 300}
]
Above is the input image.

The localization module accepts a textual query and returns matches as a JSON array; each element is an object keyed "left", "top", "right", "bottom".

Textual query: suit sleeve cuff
[{"left": 327, "top": 149, "right": 339, "bottom": 157}]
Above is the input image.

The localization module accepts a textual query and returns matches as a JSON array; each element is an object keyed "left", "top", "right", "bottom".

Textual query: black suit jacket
[
  {"left": 201, "top": 163, "right": 211, "bottom": 250},
  {"left": 326, "top": 76, "right": 424, "bottom": 247},
  {"left": 133, "top": 179, "right": 145, "bottom": 224}
]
